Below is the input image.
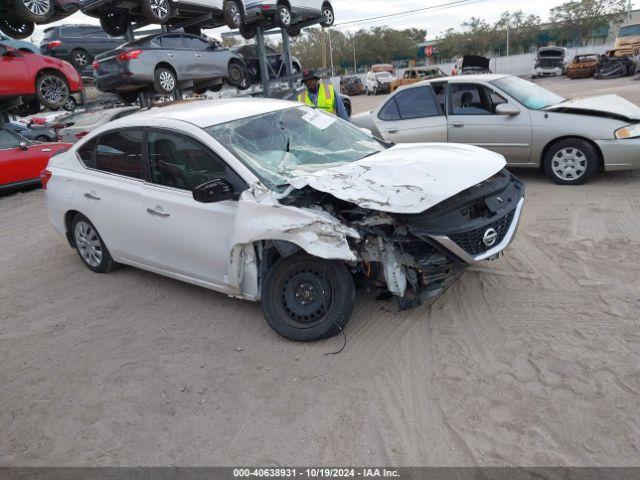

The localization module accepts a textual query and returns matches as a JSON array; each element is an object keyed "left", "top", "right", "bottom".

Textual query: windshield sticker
[{"left": 301, "top": 109, "right": 337, "bottom": 130}]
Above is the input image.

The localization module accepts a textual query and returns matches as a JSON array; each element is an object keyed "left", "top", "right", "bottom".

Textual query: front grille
[{"left": 449, "top": 210, "right": 515, "bottom": 256}]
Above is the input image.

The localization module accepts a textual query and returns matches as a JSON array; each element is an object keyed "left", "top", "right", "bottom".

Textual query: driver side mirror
[
  {"left": 193, "top": 178, "right": 235, "bottom": 203},
  {"left": 496, "top": 103, "right": 521, "bottom": 116},
  {"left": 19, "top": 141, "right": 29, "bottom": 151}
]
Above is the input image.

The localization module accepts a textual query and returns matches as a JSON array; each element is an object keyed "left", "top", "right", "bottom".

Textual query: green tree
[{"left": 550, "top": 0, "right": 629, "bottom": 46}]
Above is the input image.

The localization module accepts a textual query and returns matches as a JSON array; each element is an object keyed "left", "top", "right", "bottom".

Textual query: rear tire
[
  {"left": 63, "top": 95, "right": 77, "bottom": 111},
  {"left": 13, "top": 0, "right": 54, "bottom": 23},
  {"left": 224, "top": 0, "right": 242, "bottom": 29},
  {"left": 71, "top": 48, "right": 91, "bottom": 68},
  {"left": 239, "top": 22, "right": 256, "bottom": 39},
  {"left": 276, "top": 3, "right": 292, "bottom": 28},
  {"left": 319, "top": 2, "right": 334, "bottom": 27},
  {"left": 100, "top": 12, "right": 130, "bottom": 37},
  {"left": 71, "top": 214, "right": 118, "bottom": 273},
  {"left": 261, "top": 253, "right": 355, "bottom": 342},
  {"left": 227, "top": 61, "right": 250, "bottom": 90},
  {"left": 544, "top": 138, "right": 599, "bottom": 185},
  {"left": 153, "top": 67, "right": 177, "bottom": 95},
  {"left": 35, "top": 134, "right": 50, "bottom": 142},
  {"left": 36, "top": 72, "right": 69, "bottom": 109},
  {"left": 0, "top": 16, "right": 35, "bottom": 39},
  {"left": 141, "top": 0, "right": 171, "bottom": 23}
]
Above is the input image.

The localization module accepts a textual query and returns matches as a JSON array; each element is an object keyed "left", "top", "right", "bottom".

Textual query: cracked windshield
[{"left": 206, "top": 106, "right": 385, "bottom": 189}]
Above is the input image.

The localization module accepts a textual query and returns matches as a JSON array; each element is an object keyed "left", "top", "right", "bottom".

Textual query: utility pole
[
  {"left": 321, "top": 28, "right": 327, "bottom": 69},
  {"left": 352, "top": 36, "right": 357, "bottom": 74},
  {"left": 506, "top": 22, "right": 510, "bottom": 57},
  {"left": 328, "top": 28, "right": 335, "bottom": 74}
]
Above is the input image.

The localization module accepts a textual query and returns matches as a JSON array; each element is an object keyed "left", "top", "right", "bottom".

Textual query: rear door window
[
  {"left": 381, "top": 86, "right": 441, "bottom": 121},
  {"left": 95, "top": 129, "right": 144, "bottom": 179},
  {"left": 160, "top": 35, "right": 186, "bottom": 49}
]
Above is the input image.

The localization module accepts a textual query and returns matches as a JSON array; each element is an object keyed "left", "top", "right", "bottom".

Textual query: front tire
[
  {"left": 0, "top": 16, "right": 35, "bottom": 39},
  {"left": 141, "top": 0, "right": 171, "bottom": 23},
  {"left": 13, "top": 0, "right": 54, "bottom": 23},
  {"left": 544, "top": 138, "right": 599, "bottom": 185},
  {"left": 224, "top": 0, "right": 242, "bottom": 29},
  {"left": 261, "top": 253, "right": 355, "bottom": 342},
  {"left": 36, "top": 73, "right": 69, "bottom": 109},
  {"left": 71, "top": 214, "right": 118, "bottom": 273},
  {"left": 153, "top": 67, "right": 177, "bottom": 95}
]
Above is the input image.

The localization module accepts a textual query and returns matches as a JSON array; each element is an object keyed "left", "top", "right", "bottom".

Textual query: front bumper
[
  {"left": 596, "top": 138, "right": 640, "bottom": 171},
  {"left": 430, "top": 197, "right": 524, "bottom": 263},
  {"left": 402, "top": 169, "right": 525, "bottom": 265},
  {"left": 533, "top": 67, "right": 563, "bottom": 77}
]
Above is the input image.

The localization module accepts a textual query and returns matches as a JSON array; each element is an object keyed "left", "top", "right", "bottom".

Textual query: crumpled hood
[
  {"left": 544, "top": 94, "right": 640, "bottom": 121},
  {"left": 283, "top": 143, "right": 506, "bottom": 214}
]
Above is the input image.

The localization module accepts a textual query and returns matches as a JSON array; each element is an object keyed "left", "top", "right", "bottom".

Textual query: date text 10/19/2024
[{"left": 233, "top": 468, "right": 401, "bottom": 478}]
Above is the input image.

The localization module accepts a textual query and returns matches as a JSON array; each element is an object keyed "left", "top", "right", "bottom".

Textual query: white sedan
[{"left": 44, "top": 99, "right": 524, "bottom": 341}]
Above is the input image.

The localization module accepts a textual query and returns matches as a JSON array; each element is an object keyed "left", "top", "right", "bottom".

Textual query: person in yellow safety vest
[{"left": 298, "top": 69, "right": 350, "bottom": 121}]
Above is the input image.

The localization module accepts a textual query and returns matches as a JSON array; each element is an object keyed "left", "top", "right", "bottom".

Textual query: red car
[
  {"left": 0, "top": 127, "right": 71, "bottom": 192},
  {"left": 0, "top": 43, "right": 83, "bottom": 115}
]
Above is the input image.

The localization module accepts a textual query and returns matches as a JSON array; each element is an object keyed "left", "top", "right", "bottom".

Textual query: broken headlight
[{"left": 615, "top": 124, "right": 640, "bottom": 139}]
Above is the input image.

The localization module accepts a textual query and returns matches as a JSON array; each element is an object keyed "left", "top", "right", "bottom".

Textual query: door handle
[
  {"left": 167, "top": 53, "right": 174, "bottom": 57},
  {"left": 147, "top": 207, "right": 170, "bottom": 218},
  {"left": 84, "top": 192, "right": 101, "bottom": 200},
  {"left": 194, "top": 54, "right": 201, "bottom": 57},
  {"left": 41, "top": 148, "right": 52, "bottom": 152},
  {"left": 452, "top": 122, "right": 465, "bottom": 128},
  {"left": 386, "top": 128, "right": 399, "bottom": 134}
]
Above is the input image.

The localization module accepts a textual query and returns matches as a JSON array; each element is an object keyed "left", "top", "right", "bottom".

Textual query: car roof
[
  {"left": 418, "top": 73, "right": 509, "bottom": 84},
  {"left": 126, "top": 98, "right": 297, "bottom": 128}
]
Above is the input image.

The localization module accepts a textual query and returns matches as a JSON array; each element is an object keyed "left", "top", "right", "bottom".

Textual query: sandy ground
[{"left": 1, "top": 76, "right": 640, "bottom": 467}]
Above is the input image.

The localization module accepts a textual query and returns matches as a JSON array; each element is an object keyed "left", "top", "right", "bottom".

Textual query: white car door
[
  {"left": 371, "top": 84, "right": 448, "bottom": 143},
  {"left": 74, "top": 129, "right": 150, "bottom": 264},
  {"left": 141, "top": 129, "right": 246, "bottom": 287}
]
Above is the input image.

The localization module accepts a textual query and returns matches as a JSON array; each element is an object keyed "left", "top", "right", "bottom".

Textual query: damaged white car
[{"left": 43, "top": 99, "right": 525, "bottom": 341}]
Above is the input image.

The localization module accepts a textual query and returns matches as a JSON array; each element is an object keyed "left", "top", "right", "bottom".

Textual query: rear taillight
[
  {"left": 117, "top": 49, "right": 142, "bottom": 62},
  {"left": 41, "top": 169, "right": 52, "bottom": 190},
  {"left": 47, "top": 40, "right": 62, "bottom": 48},
  {"left": 92, "top": 61, "right": 99, "bottom": 70},
  {"left": 75, "top": 131, "right": 88, "bottom": 140}
]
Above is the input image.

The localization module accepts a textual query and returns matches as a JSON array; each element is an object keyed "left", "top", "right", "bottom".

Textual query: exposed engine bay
[{"left": 273, "top": 168, "right": 525, "bottom": 308}]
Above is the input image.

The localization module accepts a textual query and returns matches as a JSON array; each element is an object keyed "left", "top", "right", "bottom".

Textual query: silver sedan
[{"left": 351, "top": 74, "right": 640, "bottom": 184}]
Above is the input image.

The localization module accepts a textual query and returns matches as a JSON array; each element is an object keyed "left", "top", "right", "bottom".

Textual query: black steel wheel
[
  {"left": 36, "top": 73, "right": 69, "bottom": 109},
  {"left": 261, "top": 253, "right": 355, "bottom": 342},
  {"left": 12, "top": 0, "right": 53, "bottom": 23},
  {"left": 0, "top": 16, "right": 35, "bottom": 39},
  {"left": 223, "top": 0, "right": 242, "bottom": 29}
]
